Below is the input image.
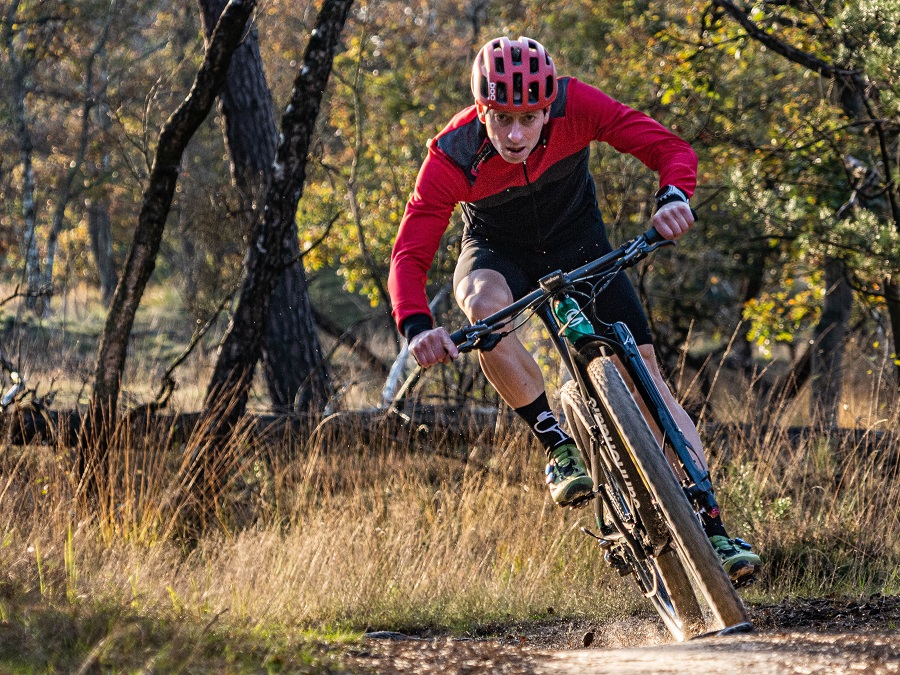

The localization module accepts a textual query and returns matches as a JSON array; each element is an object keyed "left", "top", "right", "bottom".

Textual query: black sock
[
  {"left": 514, "top": 392, "right": 572, "bottom": 456},
  {"left": 700, "top": 507, "right": 729, "bottom": 539}
]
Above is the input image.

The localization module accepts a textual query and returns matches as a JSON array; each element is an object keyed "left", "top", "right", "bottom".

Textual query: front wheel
[
  {"left": 560, "top": 379, "right": 704, "bottom": 640},
  {"left": 587, "top": 357, "right": 750, "bottom": 631}
]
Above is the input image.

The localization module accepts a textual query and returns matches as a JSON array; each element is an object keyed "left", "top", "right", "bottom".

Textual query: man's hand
[
  {"left": 652, "top": 201, "right": 695, "bottom": 241},
  {"left": 408, "top": 327, "right": 459, "bottom": 367}
]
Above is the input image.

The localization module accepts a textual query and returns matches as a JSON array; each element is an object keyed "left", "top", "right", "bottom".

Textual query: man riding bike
[{"left": 387, "top": 36, "right": 760, "bottom": 585}]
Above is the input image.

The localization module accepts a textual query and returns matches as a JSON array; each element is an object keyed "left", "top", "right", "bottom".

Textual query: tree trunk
[
  {"left": 884, "top": 279, "right": 900, "bottom": 390},
  {"left": 198, "top": 0, "right": 328, "bottom": 411},
  {"left": 3, "top": 0, "right": 42, "bottom": 308},
  {"left": 90, "top": 0, "right": 257, "bottom": 442},
  {"left": 204, "top": 0, "right": 353, "bottom": 429},
  {"left": 197, "top": 0, "right": 277, "bottom": 193},
  {"left": 810, "top": 256, "right": 853, "bottom": 427},
  {"left": 262, "top": 233, "right": 331, "bottom": 410},
  {"left": 88, "top": 201, "right": 118, "bottom": 305}
]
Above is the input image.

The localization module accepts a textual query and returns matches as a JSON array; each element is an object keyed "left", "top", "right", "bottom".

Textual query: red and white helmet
[{"left": 471, "top": 36, "right": 557, "bottom": 113}]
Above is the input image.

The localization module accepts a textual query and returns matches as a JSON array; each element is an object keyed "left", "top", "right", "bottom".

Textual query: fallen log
[{"left": 1, "top": 404, "right": 896, "bottom": 470}]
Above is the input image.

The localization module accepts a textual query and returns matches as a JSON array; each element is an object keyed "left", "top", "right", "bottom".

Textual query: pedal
[
  {"left": 604, "top": 548, "right": 632, "bottom": 576},
  {"left": 566, "top": 489, "right": 598, "bottom": 509}
]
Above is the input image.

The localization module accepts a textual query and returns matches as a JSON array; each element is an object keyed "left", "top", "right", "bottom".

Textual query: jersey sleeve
[
  {"left": 388, "top": 142, "right": 468, "bottom": 333},
  {"left": 567, "top": 79, "right": 697, "bottom": 196}
]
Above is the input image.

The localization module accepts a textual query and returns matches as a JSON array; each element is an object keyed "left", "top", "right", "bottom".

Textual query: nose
[{"left": 507, "top": 120, "right": 525, "bottom": 142}]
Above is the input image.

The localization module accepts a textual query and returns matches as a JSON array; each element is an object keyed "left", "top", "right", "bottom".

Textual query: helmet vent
[
  {"left": 494, "top": 56, "right": 504, "bottom": 74},
  {"left": 510, "top": 47, "right": 522, "bottom": 64},
  {"left": 530, "top": 56, "right": 539, "bottom": 73},
  {"left": 512, "top": 73, "right": 523, "bottom": 104}
]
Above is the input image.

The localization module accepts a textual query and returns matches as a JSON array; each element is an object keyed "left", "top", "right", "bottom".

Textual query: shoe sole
[
  {"left": 553, "top": 479, "right": 595, "bottom": 507},
  {"left": 728, "top": 561, "right": 758, "bottom": 588}
]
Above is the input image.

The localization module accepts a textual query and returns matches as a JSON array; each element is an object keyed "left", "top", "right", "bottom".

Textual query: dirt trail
[
  {"left": 538, "top": 632, "right": 899, "bottom": 674},
  {"left": 351, "top": 596, "right": 900, "bottom": 674}
]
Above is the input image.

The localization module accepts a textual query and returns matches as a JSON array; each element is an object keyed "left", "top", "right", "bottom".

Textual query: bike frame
[{"left": 440, "top": 226, "right": 719, "bottom": 515}]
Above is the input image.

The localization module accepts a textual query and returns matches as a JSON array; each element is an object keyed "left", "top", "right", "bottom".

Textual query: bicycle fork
[{"left": 535, "top": 304, "right": 719, "bottom": 516}]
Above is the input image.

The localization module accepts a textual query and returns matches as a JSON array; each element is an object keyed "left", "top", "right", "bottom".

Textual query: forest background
[
  {"left": 2, "top": 0, "right": 900, "bottom": 421},
  {"left": 0, "top": 0, "right": 899, "bottom": 671}
]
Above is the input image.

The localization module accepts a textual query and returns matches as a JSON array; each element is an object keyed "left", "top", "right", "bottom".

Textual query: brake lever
[{"left": 645, "top": 239, "right": 676, "bottom": 254}]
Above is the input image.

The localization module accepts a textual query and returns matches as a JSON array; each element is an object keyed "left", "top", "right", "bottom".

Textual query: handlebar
[
  {"left": 393, "top": 219, "right": 692, "bottom": 410},
  {"left": 449, "top": 225, "right": 675, "bottom": 350}
]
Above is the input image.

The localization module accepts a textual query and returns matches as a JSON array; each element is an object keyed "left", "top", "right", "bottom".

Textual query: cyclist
[{"left": 387, "top": 36, "right": 760, "bottom": 585}]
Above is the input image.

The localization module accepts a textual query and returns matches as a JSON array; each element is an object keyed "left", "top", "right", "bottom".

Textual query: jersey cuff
[{"left": 402, "top": 313, "right": 433, "bottom": 342}]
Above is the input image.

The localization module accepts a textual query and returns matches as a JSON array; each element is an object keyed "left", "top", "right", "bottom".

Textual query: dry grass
[
  {"left": 0, "top": 290, "right": 898, "bottom": 669},
  {"left": 0, "top": 411, "right": 650, "bottom": 670},
  {"left": 0, "top": 415, "right": 644, "bottom": 628}
]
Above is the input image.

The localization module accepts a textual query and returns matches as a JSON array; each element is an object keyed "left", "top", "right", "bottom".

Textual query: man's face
[{"left": 481, "top": 108, "right": 550, "bottom": 164}]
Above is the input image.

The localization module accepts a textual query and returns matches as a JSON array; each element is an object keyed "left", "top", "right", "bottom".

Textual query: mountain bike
[{"left": 395, "top": 226, "right": 752, "bottom": 641}]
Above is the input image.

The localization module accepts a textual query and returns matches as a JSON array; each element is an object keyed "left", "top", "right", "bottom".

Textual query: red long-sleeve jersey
[{"left": 388, "top": 77, "right": 698, "bottom": 333}]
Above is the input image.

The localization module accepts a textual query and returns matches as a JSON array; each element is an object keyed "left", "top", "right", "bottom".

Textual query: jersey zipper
[{"left": 522, "top": 160, "right": 545, "bottom": 253}]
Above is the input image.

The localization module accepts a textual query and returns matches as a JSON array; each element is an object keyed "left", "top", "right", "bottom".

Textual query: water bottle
[{"left": 553, "top": 295, "right": 594, "bottom": 342}]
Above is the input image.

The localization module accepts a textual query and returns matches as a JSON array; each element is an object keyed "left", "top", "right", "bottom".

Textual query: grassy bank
[{"left": 0, "top": 396, "right": 898, "bottom": 670}]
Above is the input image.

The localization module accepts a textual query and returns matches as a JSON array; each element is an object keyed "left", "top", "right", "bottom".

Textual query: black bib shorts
[{"left": 453, "top": 223, "right": 654, "bottom": 346}]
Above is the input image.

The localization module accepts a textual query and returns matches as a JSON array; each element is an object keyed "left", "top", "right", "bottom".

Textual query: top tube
[{"left": 449, "top": 226, "right": 668, "bottom": 348}]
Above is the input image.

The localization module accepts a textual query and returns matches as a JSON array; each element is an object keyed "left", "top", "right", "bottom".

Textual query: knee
[
  {"left": 455, "top": 274, "right": 512, "bottom": 322},
  {"left": 460, "top": 294, "right": 504, "bottom": 322}
]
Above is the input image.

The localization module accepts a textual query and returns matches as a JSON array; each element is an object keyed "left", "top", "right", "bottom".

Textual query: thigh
[
  {"left": 454, "top": 234, "right": 532, "bottom": 300},
  {"left": 585, "top": 270, "right": 653, "bottom": 346}
]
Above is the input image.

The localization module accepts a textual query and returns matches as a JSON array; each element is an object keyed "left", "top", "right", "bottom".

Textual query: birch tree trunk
[{"left": 3, "top": 0, "right": 42, "bottom": 307}]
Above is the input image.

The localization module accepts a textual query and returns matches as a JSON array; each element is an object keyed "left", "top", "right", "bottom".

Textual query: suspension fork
[
  {"left": 538, "top": 302, "right": 718, "bottom": 514},
  {"left": 602, "top": 322, "right": 719, "bottom": 513}
]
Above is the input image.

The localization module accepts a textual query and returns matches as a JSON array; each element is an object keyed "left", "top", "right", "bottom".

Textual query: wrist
[
  {"left": 402, "top": 313, "right": 433, "bottom": 342},
  {"left": 655, "top": 185, "right": 690, "bottom": 209}
]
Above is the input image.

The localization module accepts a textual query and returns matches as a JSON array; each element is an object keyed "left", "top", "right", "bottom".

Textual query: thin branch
[
  {"left": 150, "top": 288, "right": 237, "bottom": 410},
  {"left": 712, "top": 0, "right": 861, "bottom": 81}
]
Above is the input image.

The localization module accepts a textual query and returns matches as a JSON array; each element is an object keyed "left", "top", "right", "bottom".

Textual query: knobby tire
[
  {"left": 586, "top": 357, "right": 749, "bottom": 631},
  {"left": 560, "top": 378, "right": 704, "bottom": 640}
]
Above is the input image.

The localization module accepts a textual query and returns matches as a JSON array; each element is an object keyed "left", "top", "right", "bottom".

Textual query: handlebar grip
[
  {"left": 643, "top": 227, "right": 665, "bottom": 244},
  {"left": 644, "top": 208, "right": 698, "bottom": 243},
  {"left": 449, "top": 328, "right": 468, "bottom": 346}
]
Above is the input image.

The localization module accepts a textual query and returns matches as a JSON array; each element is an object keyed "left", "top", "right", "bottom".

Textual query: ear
[
  {"left": 476, "top": 102, "right": 488, "bottom": 123},
  {"left": 541, "top": 107, "right": 551, "bottom": 125}
]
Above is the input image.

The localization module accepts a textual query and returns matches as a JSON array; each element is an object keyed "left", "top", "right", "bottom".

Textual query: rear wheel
[
  {"left": 586, "top": 357, "right": 749, "bottom": 631},
  {"left": 560, "top": 379, "right": 704, "bottom": 640}
]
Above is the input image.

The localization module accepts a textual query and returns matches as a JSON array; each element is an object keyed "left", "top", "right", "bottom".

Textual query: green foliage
[{"left": 743, "top": 275, "right": 823, "bottom": 357}]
